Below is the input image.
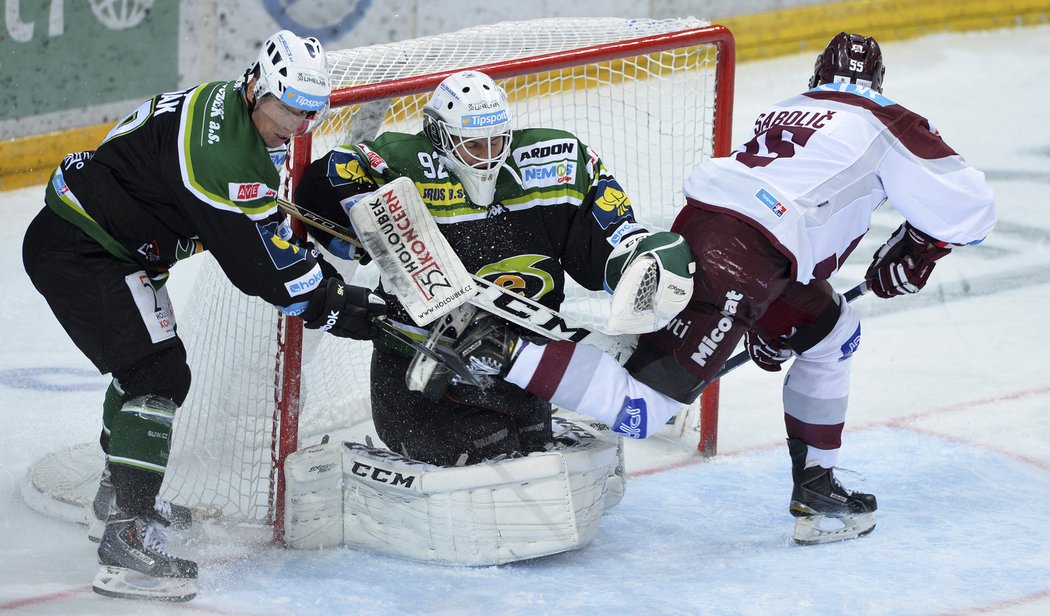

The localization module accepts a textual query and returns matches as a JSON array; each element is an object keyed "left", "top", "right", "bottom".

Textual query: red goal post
[{"left": 275, "top": 19, "right": 736, "bottom": 540}]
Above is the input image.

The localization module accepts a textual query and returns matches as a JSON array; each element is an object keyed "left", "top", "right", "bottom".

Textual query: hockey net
[{"left": 25, "top": 18, "right": 735, "bottom": 539}]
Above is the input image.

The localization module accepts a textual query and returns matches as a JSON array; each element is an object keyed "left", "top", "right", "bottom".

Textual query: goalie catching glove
[
  {"left": 605, "top": 231, "right": 694, "bottom": 333},
  {"left": 301, "top": 278, "right": 387, "bottom": 339},
  {"left": 865, "top": 222, "right": 951, "bottom": 299}
]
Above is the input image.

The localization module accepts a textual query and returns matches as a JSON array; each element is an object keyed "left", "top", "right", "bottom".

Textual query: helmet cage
[
  {"left": 422, "top": 71, "right": 512, "bottom": 206},
  {"left": 809, "top": 32, "right": 885, "bottom": 90}
]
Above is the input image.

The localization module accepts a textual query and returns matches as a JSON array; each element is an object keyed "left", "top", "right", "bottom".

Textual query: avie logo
[
  {"left": 263, "top": 0, "right": 373, "bottom": 40},
  {"left": 5, "top": 0, "right": 154, "bottom": 42}
]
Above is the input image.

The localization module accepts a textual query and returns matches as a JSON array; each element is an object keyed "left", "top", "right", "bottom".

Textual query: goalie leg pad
[
  {"left": 552, "top": 411, "right": 626, "bottom": 510},
  {"left": 339, "top": 418, "right": 619, "bottom": 565},
  {"left": 283, "top": 440, "right": 346, "bottom": 549}
]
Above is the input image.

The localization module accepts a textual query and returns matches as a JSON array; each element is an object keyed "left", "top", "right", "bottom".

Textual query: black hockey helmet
[{"left": 808, "top": 32, "right": 885, "bottom": 90}]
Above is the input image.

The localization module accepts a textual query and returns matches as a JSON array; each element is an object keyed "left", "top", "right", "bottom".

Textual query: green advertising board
[{"left": 1, "top": 0, "right": 178, "bottom": 121}]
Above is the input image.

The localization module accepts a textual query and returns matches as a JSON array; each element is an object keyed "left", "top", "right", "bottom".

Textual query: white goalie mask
[
  {"left": 422, "top": 71, "right": 512, "bottom": 206},
  {"left": 247, "top": 30, "right": 332, "bottom": 135}
]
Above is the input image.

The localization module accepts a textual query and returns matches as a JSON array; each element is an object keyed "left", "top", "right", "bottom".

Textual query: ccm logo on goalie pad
[{"left": 348, "top": 462, "right": 418, "bottom": 489}]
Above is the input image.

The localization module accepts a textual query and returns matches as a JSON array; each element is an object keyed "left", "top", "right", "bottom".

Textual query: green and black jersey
[
  {"left": 295, "top": 127, "right": 647, "bottom": 331},
  {"left": 44, "top": 80, "right": 324, "bottom": 314}
]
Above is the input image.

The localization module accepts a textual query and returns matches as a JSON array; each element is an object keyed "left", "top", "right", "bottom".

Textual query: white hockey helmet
[
  {"left": 248, "top": 30, "right": 331, "bottom": 134},
  {"left": 422, "top": 71, "right": 512, "bottom": 206}
]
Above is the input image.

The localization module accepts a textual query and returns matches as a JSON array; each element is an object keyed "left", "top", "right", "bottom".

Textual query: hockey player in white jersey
[{"left": 449, "top": 32, "right": 996, "bottom": 544}]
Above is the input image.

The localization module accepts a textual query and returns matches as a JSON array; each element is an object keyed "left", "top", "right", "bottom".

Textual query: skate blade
[
  {"left": 92, "top": 565, "right": 197, "bottom": 602},
  {"left": 793, "top": 512, "right": 875, "bottom": 546}
]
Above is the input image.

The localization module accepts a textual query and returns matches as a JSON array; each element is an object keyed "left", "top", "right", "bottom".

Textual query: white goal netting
[{"left": 27, "top": 17, "right": 733, "bottom": 530}]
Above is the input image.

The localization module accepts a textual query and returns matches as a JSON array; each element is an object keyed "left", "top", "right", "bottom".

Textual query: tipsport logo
[
  {"left": 755, "top": 188, "right": 787, "bottom": 218},
  {"left": 281, "top": 86, "right": 328, "bottom": 112},
  {"left": 461, "top": 109, "right": 508, "bottom": 128}
]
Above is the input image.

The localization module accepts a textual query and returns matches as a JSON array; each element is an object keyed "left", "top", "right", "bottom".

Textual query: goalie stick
[
  {"left": 278, "top": 178, "right": 636, "bottom": 362},
  {"left": 712, "top": 282, "right": 870, "bottom": 380}
]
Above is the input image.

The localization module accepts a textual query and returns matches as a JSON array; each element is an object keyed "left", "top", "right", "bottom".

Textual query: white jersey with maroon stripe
[{"left": 683, "top": 82, "right": 995, "bottom": 283}]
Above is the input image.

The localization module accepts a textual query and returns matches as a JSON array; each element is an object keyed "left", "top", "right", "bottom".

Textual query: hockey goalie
[{"left": 278, "top": 70, "right": 695, "bottom": 564}]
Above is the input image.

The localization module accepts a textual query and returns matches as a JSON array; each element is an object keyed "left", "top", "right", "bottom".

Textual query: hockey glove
[
  {"left": 744, "top": 329, "right": 794, "bottom": 372},
  {"left": 865, "top": 222, "right": 951, "bottom": 299},
  {"left": 605, "top": 231, "right": 695, "bottom": 334},
  {"left": 302, "top": 278, "right": 387, "bottom": 339}
]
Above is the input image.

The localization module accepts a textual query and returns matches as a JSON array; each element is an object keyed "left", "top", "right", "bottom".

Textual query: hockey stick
[
  {"left": 712, "top": 281, "right": 870, "bottom": 380},
  {"left": 280, "top": 192, "right": 485, "bottom": 384},
  {"left": 371, "top": 318, "right": 485, "bottom": 388},
  {"left": 278, "top": 179, "right": 636, "bottom": 361}
]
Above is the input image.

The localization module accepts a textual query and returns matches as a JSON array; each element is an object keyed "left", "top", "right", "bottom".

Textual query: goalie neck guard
[{"left": 422, "top": 71, "right": 513, "bottom": 206}]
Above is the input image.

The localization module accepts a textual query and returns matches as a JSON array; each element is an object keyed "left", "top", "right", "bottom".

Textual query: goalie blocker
[{"left": 283, "top": 412, "right": 625, "bottom": 565}]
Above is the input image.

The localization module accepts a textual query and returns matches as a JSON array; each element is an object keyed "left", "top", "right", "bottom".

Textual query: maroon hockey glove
[
  {"left": 744, "top": 329, "right": 794, "bottom": 372},
  {"left": 302, "top": 278, "right": 386, "bottom": 339},
  {"left": 865, "top": 222, "right": 951, "bottom": 299}
]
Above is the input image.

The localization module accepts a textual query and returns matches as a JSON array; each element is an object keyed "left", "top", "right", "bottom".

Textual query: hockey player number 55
[{"left": 735, "top": 125, "right": 817, "bottom": 168}]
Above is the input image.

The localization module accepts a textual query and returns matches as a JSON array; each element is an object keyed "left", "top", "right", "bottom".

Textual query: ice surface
[{"left": 1, "top": 25, "right": 1048, "bottom": 615}]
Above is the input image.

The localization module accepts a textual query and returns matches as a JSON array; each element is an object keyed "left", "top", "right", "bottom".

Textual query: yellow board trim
[
  {"left": 3, "top": 0, "right": 1048, "bottom": 192},
  {"left": 1, "top": 122, "right": 112, "bottom": 192},
  {"left": 721, "top": 0, "right": 1050, "bottom": 62}
]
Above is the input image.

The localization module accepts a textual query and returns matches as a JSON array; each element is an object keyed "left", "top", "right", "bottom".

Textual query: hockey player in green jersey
[
  {"left": 22, "top": 31, "right": 386, "bottom": 602},
  {"left": 295, "top": 70, "right": 692, "bottom": 467}
]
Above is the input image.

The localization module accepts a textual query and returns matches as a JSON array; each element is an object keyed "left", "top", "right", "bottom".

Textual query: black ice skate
[
  {"left": 93, "top": 507, "right": 198, "bottom": 602},
  {"left": 88, "top": 465, "right": 192, "bottom": 543},
  {"left": 788, "top": 437, "right": 877, "bottom": 545},
  {"left": 452, "top": 314, "right": 524, "bottom": 386}
]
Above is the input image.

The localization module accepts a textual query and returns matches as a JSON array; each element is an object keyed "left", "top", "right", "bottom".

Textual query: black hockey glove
[
  {"left": 301, "top": 278, "right": 386, "bottom": 340},
  {"left": 865, "top": 222, "right": 951, "bottom": 299},
  {"left": 744, "top": 329, "right": 794, "bottom": 372}
]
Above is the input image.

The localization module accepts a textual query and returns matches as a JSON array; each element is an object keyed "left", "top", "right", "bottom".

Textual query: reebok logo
[
  {"left": 319, "top": 310, "right": 340, "bottom": 332},
  {"left": 690, "top": 290, "right": 744, "bottom": 366}
]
